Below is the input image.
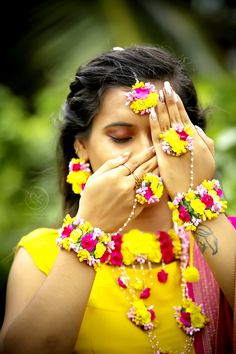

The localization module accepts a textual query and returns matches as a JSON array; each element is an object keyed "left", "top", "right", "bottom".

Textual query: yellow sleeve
[{"left": 16, "top": 228, "right": 59, "bottom": 275}]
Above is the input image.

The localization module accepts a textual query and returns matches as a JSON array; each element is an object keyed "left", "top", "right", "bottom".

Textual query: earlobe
[{"left": 74, "top": 138, "right": 89, "bottom": 160}]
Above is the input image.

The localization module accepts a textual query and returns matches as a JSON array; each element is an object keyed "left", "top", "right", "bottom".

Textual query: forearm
[
  {"left": 194, "top": 213, "right": 236, "bottom": 307},
  {"left": 2, "top": 251, "right": 95, "bottom": 354}
]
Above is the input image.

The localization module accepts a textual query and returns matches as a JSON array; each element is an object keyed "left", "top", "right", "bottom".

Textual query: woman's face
[{"left": 79, "top": 86, "right": 158, "bottom": 172}]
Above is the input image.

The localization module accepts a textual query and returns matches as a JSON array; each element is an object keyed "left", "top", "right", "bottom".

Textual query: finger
[
  {"left": 156, "top": 89, "right": 170, "bottom": 132},
  {"left": 163, "top": 81, "right": 181, "bottom": 124},
  {"left": 118, "top": 145, "right": 155, "bottom": 176},
  {"left": 128, "top": 156, "right": 158, "bottom": 184},
  {"left": 175, "top": 94, "right": 194, "bottom": 127},
  {"left": 195, "top": 125, "right": 215, "bottom": 156},
  {"left": 149, "top": 91, "right": 163, "bottom": 143},
  {"left": 92, "top": 152, "right": 130, "bottom": 177}
]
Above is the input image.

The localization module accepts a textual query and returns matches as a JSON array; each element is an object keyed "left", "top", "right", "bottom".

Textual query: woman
[{"left": 0, "top": 45, "right": 235, "bottom": 354}]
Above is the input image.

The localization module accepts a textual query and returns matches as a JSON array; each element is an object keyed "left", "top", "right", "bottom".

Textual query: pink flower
[
  {"left": 140, "top": 287, "right": 151, "bottom": 299},
  {"left": 110, "top": 250, "right": 123, "bottom": 266},
  {"left": 179, "top": 205, "right": 191, "bottom": 222},
  {"left": 61, "top": 224, "right": 74, "bottom": 238},
  {"left": 201, "top": 194, "right": 214, "bottom": 208},
  {"left": 162, "top": 248, "right": 174, "bottom": 263},
  {"left": 148, "top": 308, "right": 156, "bottom": 321},
  {"left": 72, "top": 163, "right": 82, "bottom": 171},
  {"left": 157, "top": 269, "right": 168, "bottom": 283},
  {"left": 177, "top": 130, "right": 188, "bottom": 140},
  {"left": 112, "top": 234, "right": 123, "bottom": 251},
  {"left": 118, "top": 276, "right": 128, "bottom": 288},
  {"left": 81, "top": 234, "right": 97, "bottom": 252},
  {"left": 217, "top": 188, "right": 223, "bottom": 197},
  {"left": 100, "top": 249, "right": 110, "bottom": 263},
  {"left": 144, "top": 187, "right": 154, "bottom": 200},
  {"left": 180, "top": 311, "right": 191, "bottom": 327},
  {"left": 135, "top": 87, "right": 150, "bottom": 99}
]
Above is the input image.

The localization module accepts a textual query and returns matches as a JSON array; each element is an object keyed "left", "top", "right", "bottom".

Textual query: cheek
[{"left": 87, "top": 146, "right": 116, "bottom": 172}]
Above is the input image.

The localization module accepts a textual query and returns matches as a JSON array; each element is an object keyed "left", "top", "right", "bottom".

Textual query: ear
[{"left": 74, "top": 138, "right": 89, "bottom": 161}]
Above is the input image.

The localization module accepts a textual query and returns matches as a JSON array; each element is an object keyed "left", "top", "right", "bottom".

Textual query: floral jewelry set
[{"left": 58, "top": 79, "right": 227, "bottom": 354}]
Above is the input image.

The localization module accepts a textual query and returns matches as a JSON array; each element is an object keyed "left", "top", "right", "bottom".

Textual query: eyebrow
[{"left": 104, "top": 122, "right": 134, "bottom": 129}]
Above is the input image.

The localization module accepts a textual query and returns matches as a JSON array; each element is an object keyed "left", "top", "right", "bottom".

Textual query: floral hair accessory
[
  {"left": 125, "top": 81, "right": 158, "bottom": 117},
  {"left": 135, "top": 173, "right": 164, "bottom": 205},
  {"left": 168, "top": 179, "right": 227, "bottom": 231},
  {"left": 56, "top": 214, "right": 114, "bottom": 270},
  {"left": 174, "top": 298, "right": 208, "bottom": 335},
  {"left": 160, "top": 124, "right": 193, "bottom": 156},
  {"left": 66, "top": 158, "right": 91, "bottom": 195}
]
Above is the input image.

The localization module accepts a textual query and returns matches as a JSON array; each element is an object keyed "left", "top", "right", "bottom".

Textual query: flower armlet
[
  {"left": 56, "top": 214, "right": 114, "bottom": 270},
  {"left": 168, "top": 179, "right": 227, "bottom": 231}
]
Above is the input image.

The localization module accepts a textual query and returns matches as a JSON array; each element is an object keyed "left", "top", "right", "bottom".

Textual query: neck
[{"left": 123, "top": 192, "right": 172, "bottom": 234}]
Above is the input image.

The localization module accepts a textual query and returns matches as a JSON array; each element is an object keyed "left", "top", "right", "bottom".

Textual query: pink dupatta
[{"left": 190, "top": 216, "right": 235, "bottom": 353}]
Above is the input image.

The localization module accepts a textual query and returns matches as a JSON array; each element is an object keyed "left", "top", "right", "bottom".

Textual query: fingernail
[
  {"left": 159, "top": 89, "right": 165, "bottom": 103},
  {"left": 164, "top": 81, "right": 172, "bottom": 96},
  {"left": 149, "top": 109, "right": 157, "bottom": 121},
  {"left": 195, "top": 125, "right": 205, "bottom": 133}
]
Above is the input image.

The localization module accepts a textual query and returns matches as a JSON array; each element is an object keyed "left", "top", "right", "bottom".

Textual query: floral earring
[{"left": 66, "top": 156, "right": 92, "bottom": 195}]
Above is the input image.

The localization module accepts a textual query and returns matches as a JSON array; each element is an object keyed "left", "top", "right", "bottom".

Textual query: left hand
[{"left": 150, "top": 82, "right": 215, "bottom": 200}]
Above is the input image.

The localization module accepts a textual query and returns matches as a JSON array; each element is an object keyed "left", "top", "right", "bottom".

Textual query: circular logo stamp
[{"left": 25, "top": 186, "right": 49, "bottom": 212}]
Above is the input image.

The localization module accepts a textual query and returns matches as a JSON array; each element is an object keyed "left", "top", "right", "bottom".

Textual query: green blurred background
[{"left": 0, "top": 0, "right": 236, "bottom": 326}]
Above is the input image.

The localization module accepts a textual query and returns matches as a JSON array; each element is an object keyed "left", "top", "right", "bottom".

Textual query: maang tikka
[
  {"left": 66, "top": 157, "right": 92, "bottom": 195},
  {"left": 125, "top": 78, "right": 158, "bottom": 120}
]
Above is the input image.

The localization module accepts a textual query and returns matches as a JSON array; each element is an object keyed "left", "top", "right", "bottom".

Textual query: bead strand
[{"left": 107, "top": 197, "right": 138, "bottom": 237}]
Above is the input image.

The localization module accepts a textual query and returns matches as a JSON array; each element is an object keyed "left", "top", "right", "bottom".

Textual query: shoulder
[{"left": 16, "top": 227, "right": 60, "bottom": 275}]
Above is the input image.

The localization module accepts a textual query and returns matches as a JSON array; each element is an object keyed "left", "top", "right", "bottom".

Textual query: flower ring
[
  {"left": 160, "top": 124, "right": 193, "bottom": 156},
  {"left": 135, "top": 172, "right": 164, "bottom": 205}
]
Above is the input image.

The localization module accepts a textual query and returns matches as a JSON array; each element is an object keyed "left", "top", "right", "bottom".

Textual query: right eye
[{"left": 110, "top": 136, "right": 132, "bottom": 144}]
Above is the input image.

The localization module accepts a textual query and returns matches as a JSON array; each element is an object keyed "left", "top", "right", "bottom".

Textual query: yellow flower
[
  {"left": 136, "top": 194, "right": 147, "bottom": 205},
  {"left": 63, "top": 214, "right": 74, "bottom": 226},
  {"left": 69, "top": 229, "right": 82, "bottom": 243},
  {"left": 168, "top": 201, "right": 176, "bottom": 211},
  {"left": 204, "top": 209, "right": 217, "bottom": 220},
  {"left": 61, "top": 237, "right": 71, "bottom": 251},
  {"left": 77, "top": 249, "right": 90, "bottom": 262},
  {"left": 122, "top": 230, "right": 161, "bottom": 264},
  {"left": 190, "top": 199, "right": 206, "bottom": 215},
  {"left": 190, "top": 312, "right": 207, "bottom": 328},
  {"left": 122, "top": 247, "right": 135, "bottom": 265},
  {"left": 132, "top": 300, "right": 151, "bottom": 325},
  {"left": 94, "top": 243, "right": 106, "bottom": 259},
  {"left": 184, "top": 191, "right": 196, "bottom": 202},
  {"left": 169, "top": 229, "right": 182, "bottom": 258},
  {"left": 98, "top": 233, "right": 111, "bottom": 243}
]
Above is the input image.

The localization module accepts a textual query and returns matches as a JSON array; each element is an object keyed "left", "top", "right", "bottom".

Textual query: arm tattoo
[{"left": 194, "top": 224, "right": 218, "bottom": 255}]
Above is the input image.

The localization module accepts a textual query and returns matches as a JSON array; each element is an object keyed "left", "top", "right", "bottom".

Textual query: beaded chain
[{"left": 107, "top": 197, "right": 138, "bottom": 237}]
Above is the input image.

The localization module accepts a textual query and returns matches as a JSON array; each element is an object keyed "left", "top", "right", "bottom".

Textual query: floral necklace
[{"left": 100, "top": 224, "right": 209, "bottom": 354}]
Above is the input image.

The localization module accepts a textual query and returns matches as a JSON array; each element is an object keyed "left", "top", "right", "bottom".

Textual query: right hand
[{"left": 77, "top": 146, "right": 157, "bottom": 233}]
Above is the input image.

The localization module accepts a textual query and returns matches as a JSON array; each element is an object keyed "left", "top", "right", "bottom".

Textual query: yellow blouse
[{"left": 17, "top": 228, "right": 195, "bottom": 354}]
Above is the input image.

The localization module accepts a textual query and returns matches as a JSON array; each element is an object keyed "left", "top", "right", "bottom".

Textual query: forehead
[{"left": 93, "top": 86, "right": 157, "bottom": 127}]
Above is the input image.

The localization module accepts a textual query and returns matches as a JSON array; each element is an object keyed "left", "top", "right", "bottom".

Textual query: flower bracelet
[
  {"left": 168, "top": 179, "right": 227, "bottom": 231},
  {"left": 56, "top": 214, "right": 113, "bottom": 270}
]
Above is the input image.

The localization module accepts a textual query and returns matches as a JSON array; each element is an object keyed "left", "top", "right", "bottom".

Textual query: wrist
[
  {"left": 56, "top": 214, "right": 113, "bottom": 270},
  {"left": 168, "top": 179, "right": 227, "bottom": 231}
]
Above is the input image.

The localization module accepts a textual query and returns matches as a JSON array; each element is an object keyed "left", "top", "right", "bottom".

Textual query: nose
[{"left": 137, "top": 133, "right": 153, "bottom": 152}]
